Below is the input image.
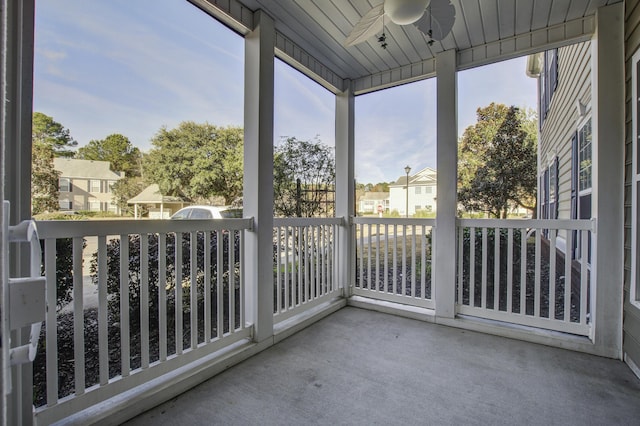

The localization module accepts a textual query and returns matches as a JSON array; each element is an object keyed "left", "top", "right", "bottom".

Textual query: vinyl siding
[
  {"left": 539, "top": 41, "right": 591, "bottom": 222},
  {"left": 624, "top": 0, "right": 640, "bottom": 376}
]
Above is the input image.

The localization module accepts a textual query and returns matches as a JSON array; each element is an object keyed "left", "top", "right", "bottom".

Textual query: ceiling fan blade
[
  {"left": 344, "top": 3, "right": 385, "bottom": 47},
  {"left": 414, "top": 0, "right": 456, "bottom": 41}
]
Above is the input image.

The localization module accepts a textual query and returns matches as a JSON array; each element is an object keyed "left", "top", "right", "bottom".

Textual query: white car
[{"left": 170, "top": 205, "right": 242, "bottom": 220}]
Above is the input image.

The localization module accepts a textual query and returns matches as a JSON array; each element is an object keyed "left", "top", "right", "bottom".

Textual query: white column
[
  {"left": 434, "top": 49, "right": 457, "bottom": 319},
  {"left": 244, "top": 10, "right": 275, "bottom": 342},
  {"left": 335, "top": 81, "right": 355, "bottom": 296},
  {"left": 591, "top": 3, "right": 624, "bottom": 358}
]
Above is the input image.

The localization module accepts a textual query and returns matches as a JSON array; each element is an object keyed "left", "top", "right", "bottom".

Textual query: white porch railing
[
  {"left": 33, "top": 218, "right": 252, "bottom": 425},
  {"left": 456, "top": 219, "right": 594, "bottom": 336},
  {"left": 273, "top": 217, "right": 342, "bottom": 323},
  {"left": 353, "top": 218, "right": 435, "bottom": 309}
]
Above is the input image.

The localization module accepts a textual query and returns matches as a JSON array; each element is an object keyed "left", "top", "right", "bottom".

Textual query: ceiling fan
[{"left": 344, "top": 0, "right": 456, "bottom": 49}]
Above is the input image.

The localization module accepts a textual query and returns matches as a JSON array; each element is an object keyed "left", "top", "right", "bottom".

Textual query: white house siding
[
  {"left": 388, "top": 167, "right": 437, "bottom": 216},
  {"left": 538, "top": 41, "right": 592, "bottom": 222},
  {"left": 624, "top": 0, "right": 640, "bottom": 378}
]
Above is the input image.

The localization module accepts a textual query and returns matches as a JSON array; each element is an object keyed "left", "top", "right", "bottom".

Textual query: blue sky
[{"left": 34, "top": 0, "right": 537, "bottom": 184}]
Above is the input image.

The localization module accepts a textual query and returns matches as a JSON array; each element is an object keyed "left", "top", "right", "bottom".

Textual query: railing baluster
[
  {"left": 534, "top": 229, "right": 542, "bottom": 317},
  {"left": 240, "top": 229, "right": 245, "bottom": 329},
  {"left": 98, "top": 236, "right": 108, "bottom": 385},
  {"left": 229, "top": 229, "right": 236, "bottom": 332},
  {"left": 190, "top": 231, "right": 198, "bottom": 348},
  {"left": 297, "top": 226, "right": 302, "bottom": 306},
  {"left": 376, "top": 223, "right": 380, "bottom": 292},
  {"left": 120, "top": 234, "right": 130, "bottom": 376},
  {"left": 204, "top": 231, "right": 211, "bottom": 342},
  {"left": 494, "top": 227, "right": 500, "bottom": 311},
  {"left": 393, "top": 224, "right": 398, "bottom": 295},
  {"left": 283, "top": 226, "right": 289, "bottom": 311},
  {"left": 358, "top": 223, "right": 363, "bottom": 289},
  {"left": 175, "top": 233, "right": 183, "bottom": 354},
  {"left": 470, "top": 227, "right": 476, "bottom": 307},
  {"left": 580, "top": 229, "right": 589, "bottom": 325},
  {"left": 520, "top": 228, "right": 527, "bottom": 315},
  {"left": 141, "top": 234, "right": 150, "bottom": 368},
  {"left": 45, "top": 239, "right": 58, "bottom": 405},
  {"left": 507, "top": 228, "right": 513, "bottom": 313},
  {"left": 411, "top": 225, "right": 416, "bottom": 298},
  {"left": 216, "top": 230, "right": 223, "bottom": 338},
  {"left": 311, "top": 226, "right": 317, "bottom": 299},
  {"left": 430, "top": 225, "right": 435, "bottom": 300},
  {"left": 481, "top": 227, "right": 487, "bottom": 309},
  {"left": 384, "top": 224, "right": 389, "bottom": 294},
  {"left": 457, "top": 226, "right": 463, "bottom": 305},
  {"left": 73, "top": 237, "right": 85, "bottom": 395},
  {"left": 549, "top": 230, "right": 557, "bottom": 319},
  {"left": 421, "top": 225, "right": 426, "bottom": 299},
  {"left": 159, "top": 233, "right": 167, "bottom": 361},
  {"left": 564, "top": 230, "right": 573, "bottom": 322},
  {"left": 402, "top": 225, "right": 407, "bottom": 296},
  {"left": 276, "top": 226, "right": 282, "bottom": 313},
  {"left": 367, "top": 224, "right": 372, "bottom": 291}
]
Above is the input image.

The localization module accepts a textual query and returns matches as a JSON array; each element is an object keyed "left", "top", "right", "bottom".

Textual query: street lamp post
[{"left": 404, "top": 165, "right": 411, "bottom": 218}]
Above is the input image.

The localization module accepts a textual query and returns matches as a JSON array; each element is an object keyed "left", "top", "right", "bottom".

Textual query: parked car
[{"left": 170, "top": 205, "right": 242, "bottom": 220}]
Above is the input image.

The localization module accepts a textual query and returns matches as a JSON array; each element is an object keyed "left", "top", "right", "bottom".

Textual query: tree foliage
[
  {"left": 144, "top": 122, "right": 243, "bottom": 204},
  {"left": 458, "top": 103, "right": 537, "bottom": 218},
  {"left": 273, "top": 137, "right": 335, "bottom": 217},
  {"left": 31, "top": 112, "right": 77, "bottom": 214},
  {"left": 32, "top": 112, "right": 77, "bottom": 158},
  {"left": 76, "top": 133, "right": 142, "bottom": 177},
  {"left": 111, "top": 177, "right": 147, "bottom": 216},
  {"left": 31, "top": 142, "right": 60, "bottom": 214}
]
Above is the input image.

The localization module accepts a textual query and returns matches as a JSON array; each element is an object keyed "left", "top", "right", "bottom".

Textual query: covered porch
[{"left": 0, "top": 0, "right": 635, "bottom": 425}]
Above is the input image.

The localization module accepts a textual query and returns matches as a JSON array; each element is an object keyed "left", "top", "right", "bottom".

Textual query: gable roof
[
  {"left": 389, "top": 167, "right": 437, "bottom": 187},
  {"left": 53, "top": 158, "right": 124, "bottom": 180},
  {"left": 127, "top": 184, "right": 185, "bottom": 204},
  {"left": 359, "top": 192, "right": 389, "bottom": 201}
]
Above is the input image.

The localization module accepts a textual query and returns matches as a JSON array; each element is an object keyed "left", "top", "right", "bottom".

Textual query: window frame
[
  {"left": 59, "top": 177, "right": 71, "bottom": 192},
  {"left": 89, "top": 179, "right": 101, "bottom": 193}
]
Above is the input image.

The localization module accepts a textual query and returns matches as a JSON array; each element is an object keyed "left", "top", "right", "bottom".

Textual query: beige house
[
  {"left": 53, "top": 158, "right": 124, "bottom": 214},
  {"left": 358, "top": 191, "right": 389, "bottom": 215}
]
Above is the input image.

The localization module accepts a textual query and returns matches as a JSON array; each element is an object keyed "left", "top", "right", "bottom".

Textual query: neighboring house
[
  {"left": 53, "top": 158, "right": 124, "bottom": 214},
  {"left": 358, "top": 191, "right": 389, "bottom": 214},
  {"left": 527, "top": 41, "right": 592, "bottom": 258},
  {"left": 388, "top": 167, "right": 437, "bottom": 216},
  {"left": 127, "top": 184, "right": 187, "bottom": 219}
]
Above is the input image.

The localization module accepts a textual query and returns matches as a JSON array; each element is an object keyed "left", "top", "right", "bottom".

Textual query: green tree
[
  {"left": 274, "top": 137, "right": 335, "bottom": 217},
  {"left": 76, "top": 133, "right": 142, "bottom": 177},
  {"left": 144, "top": 122, "right": 243, "bottom": 204},
  {"left": 31, "top": 143, "right": 60, "bottom": 214},
  {"left": 32, "top": 112, "right": 77, "bottom": 157},
  {"left": 110, "top": 177, "right": 147, "bottom": 216},
  {"left": 31, "top": 112, "right": 77, "bottom": 214},
  {"left": 458, "top": 103, "right": 537, "bottom": 218}
]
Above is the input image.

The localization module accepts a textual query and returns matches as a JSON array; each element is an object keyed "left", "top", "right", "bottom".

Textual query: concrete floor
[{"left": 126, "top": 307, "right": 640, "bottom": 426}]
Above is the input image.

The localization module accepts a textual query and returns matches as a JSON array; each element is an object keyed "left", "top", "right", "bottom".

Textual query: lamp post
[{"left": 404, "top": 165, "right": 411, "bottom": 218}]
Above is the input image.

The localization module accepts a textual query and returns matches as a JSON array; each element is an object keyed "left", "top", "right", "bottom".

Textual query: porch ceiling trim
[{"left": 190, "top": 0, "right": 597, "bottom": 95}]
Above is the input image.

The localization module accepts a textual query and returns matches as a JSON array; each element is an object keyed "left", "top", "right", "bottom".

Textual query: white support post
[
  {"left": 434, "top": 49, "right": 458, "bottom": 319},
  {"left": 3, "top": 0, "right": 35, "bottom": 424},
  {"left": 244, "top": 10, "right": 275, "bottom": 343},
  {"left": 591, "top": 3, "right": 624, "bottom": 358},
  {"left": 335, "top": 81, "right": 355, "bottom": 297}
]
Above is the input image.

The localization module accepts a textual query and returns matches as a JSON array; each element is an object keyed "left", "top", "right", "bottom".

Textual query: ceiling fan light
[{"left": 385, "top": 0, "right": 430, "bottom": 25}]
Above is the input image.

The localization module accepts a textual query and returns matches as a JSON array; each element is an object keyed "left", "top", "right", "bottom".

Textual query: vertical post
[
  {"left": 434, "top": 49, "right": 457, "bottom": 319},
  {"left": 3, "top": 0, "right": 35, "bottom": 424},
  {"left": 591, "top": 3, "right": 623, "bottom": 358},
  {"left": 335, "top": 81, "right": 355, "bottom": 297},
  {"left": 244, "top": 10, "right": 275, "bottom": 342}
]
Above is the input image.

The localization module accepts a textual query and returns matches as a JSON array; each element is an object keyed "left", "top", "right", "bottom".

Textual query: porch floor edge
[{"left": 347, "top": 296, "right": 615, "bottom": 358}]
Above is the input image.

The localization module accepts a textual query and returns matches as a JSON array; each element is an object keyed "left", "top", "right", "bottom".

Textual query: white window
[
  {"left": 424, "top": 186, "right": 433, "bottom": 194},
  {"left": 89, "top": 180, "right": 101, "bottom": 193},
  {"left": 89, "top": 200, "right": 101, "bottom": 211},
  {"left": 59, "top": 199, "right": 71, "bottom": 210},
  {"left": 578, "top": 119, "right": 592, "bottom": 192},
  {"left": 632, "top": 47, "right": 640, "bottom": 306},
  {"left": 415, "top": 186, "right": 421, "bottom": 194},
  {"left": 59, "top": 177, "right": 71, "bottom": 192}
]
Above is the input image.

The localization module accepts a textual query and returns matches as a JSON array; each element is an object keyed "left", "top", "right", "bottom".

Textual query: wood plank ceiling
[{"left": 195, "top": 0, "right": 622, "bottom": 93}]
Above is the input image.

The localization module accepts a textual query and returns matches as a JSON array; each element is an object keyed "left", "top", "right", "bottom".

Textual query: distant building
[
  {"left": 53, "top": 158, "right": 124, "bottom": 214},
  {"left": 127, "top": 184, "right": 187, "bottom": 219},
  {"left": 358, "top": 192, "right": 389, "bottom": 214},
  {"left": 388, "top": 167, "right": 437, "bottom": 216}
]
